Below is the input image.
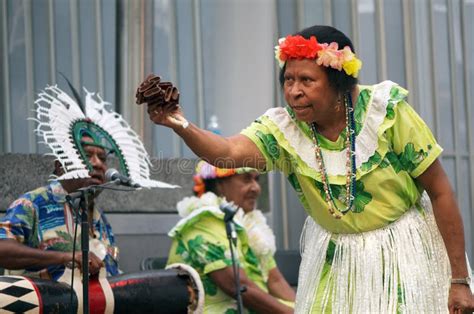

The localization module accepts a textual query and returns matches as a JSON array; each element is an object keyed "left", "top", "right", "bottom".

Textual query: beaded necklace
[{"left": 310, "top": 92, "right": 356, "bottom": 219}]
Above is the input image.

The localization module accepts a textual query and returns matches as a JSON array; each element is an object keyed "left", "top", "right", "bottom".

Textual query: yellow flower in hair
[{"left": 342, "top": 58, "right": 362, "bottom": 78}]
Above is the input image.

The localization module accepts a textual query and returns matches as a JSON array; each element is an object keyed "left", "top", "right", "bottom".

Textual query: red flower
[
  {"left": 193, "top": 175, "right": 206, "bottom": 197},
  {"left": 279, "top": 35, "right": 322, "bottom": 61}
]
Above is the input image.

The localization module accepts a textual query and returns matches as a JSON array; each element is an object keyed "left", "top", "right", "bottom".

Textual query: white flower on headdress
[
  {"left": 317, "top": 42, "right": 344, "bottom": 70},
  {"left": 274, "top": 37, "right": 287, "bottom": 68}
]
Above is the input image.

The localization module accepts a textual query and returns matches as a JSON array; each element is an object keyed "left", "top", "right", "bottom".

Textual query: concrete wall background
[{"left": 0, "top": 154, "right": 197, "bottom": 213}]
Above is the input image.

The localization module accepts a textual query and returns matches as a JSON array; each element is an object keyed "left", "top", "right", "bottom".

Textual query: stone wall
[{"left": 0, "top": 154, "right": 197, "bottom": 212}]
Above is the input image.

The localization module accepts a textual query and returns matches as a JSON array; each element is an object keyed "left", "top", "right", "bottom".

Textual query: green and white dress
[
  {"left": 167, "top": 192, "right": 290, "bottom": 314},
  {"left": 241, "top": 80, "right": 451, "bottom": 313}
]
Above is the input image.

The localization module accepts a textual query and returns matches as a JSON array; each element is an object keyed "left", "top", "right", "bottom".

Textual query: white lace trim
[{"left": 266, "top": 80, "right": 397, "bottom": 176}]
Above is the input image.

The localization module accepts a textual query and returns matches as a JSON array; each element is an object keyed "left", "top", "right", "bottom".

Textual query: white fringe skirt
[{"left": 295, "top": 193, "right": 452, "bottom": 313}]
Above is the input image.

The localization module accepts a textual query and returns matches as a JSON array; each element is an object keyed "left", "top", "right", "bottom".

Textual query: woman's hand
[
  {"left": 136, "top": 74, "right": 189, "bottom": 131},
  {"left": 147, "top": 104, "right": 188, "bottom": 131},
  {"left": 448, "top": 284, "right": 474, "bottom": 313}
]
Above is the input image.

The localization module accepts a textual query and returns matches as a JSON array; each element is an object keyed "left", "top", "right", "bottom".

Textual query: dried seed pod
[{"left": 136, "top": 74, "right": 180, "bottom": 110}]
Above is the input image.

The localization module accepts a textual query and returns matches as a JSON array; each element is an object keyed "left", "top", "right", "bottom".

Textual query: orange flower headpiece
[
  {"left": 193, "top": 160, "right": 256, "bottom": 197},
  {"left": 274, "top": 35, "right": 362, "bottom": 78}
]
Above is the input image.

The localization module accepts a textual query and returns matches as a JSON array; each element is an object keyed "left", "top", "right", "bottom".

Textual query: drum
[{"left": 0, "top": 264, "right": 204, "bottom": 314}]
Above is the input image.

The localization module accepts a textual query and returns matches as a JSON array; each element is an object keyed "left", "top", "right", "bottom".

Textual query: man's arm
[
  {"left": 266, "top": 267, "right": 296, "bottom": 302},
  {"left": 209, "top": 266, "right": 293, "bottom": 313},
  {"left": 0, "top": 239, "right": 103, "bottom": 275}
]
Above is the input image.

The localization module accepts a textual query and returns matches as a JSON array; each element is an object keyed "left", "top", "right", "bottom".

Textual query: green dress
[
  {"left": 241, "top": 81, "right": 451, "bottom": 313},
  {"left": 167, "top": 192, "right": 282, "bottom": 314}
]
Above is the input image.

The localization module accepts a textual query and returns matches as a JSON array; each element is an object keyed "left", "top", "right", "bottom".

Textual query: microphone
[
  {"left": 220, "top": 202, "right": 239, "bottom": 245},
  {"left": 105, "top": 168, "right": 141, "bottom": 188},
  {"left": 220, "top": 202, "right": 239, "bottom": 222}
]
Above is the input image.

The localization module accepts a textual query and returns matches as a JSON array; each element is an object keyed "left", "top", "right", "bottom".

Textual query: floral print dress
[
  {"left": 167, "top": 192, "right": 285, "bottom": 314},
  {"left": 0, "top": 181, "right": 119, "bottom": 280},
  {"left": 241, "top": 81, "right": 451, "bottom": 313}
]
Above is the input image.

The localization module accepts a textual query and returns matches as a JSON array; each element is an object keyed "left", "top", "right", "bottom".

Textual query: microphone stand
[
  {"left": 223, "top": 210, "right": 246, "bottom": 313},
  {"left": 66, "top": 180, "right": 126, "bottom": 314}
]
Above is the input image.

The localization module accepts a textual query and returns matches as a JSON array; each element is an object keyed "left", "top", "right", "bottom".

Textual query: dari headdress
[
  {"left": 274, "top": 35, "right": 362, "bottom": 78},
  {"left": 193, "top": 160, "right": 256, "bottom": 197},
  {"left": 32, "top": 82, "right": 177, "bottom": 189}
]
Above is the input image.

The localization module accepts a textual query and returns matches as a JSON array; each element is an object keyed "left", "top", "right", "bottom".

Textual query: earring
[{"left": 335, "top": 96, "right": 343, "bottom": 112}]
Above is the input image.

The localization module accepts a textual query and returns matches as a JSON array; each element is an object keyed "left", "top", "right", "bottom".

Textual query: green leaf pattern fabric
[
  {"left": 314, "top": 180, "right": 373, "bottom": 214},
  {"left": 255, "top": 130, "right": 280, "bottom": 162},
  {"left": 241, "top": 81, "right": 442, "bottom": 234},
  {"left": 167, "top": 212, "right": 271, "bottom": 313}
]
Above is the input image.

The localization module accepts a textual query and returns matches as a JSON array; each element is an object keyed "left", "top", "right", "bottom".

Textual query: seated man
[
  {"left": 0, "top": 85, "right": 169, "bottom": 281},
  {"left": 167, "top": 161, "right": 295, "bottom": 313},
  {"left": 0, "top": 134, "right": 119, "bottom": 280}
]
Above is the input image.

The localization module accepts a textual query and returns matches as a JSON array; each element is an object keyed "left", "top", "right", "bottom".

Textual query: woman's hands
[
  {"left": 136, "top": 74, "right": 189, "bottom": 131},
  {"left": 448, "top": 284, "right": 474, "bottom": 314}
]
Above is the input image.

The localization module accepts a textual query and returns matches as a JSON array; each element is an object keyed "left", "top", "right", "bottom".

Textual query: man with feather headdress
[{"left": 0, "top": 84, "right": 175, "bottom": 280}]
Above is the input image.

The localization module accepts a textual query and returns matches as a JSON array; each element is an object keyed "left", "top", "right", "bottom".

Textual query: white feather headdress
[{"left": 32, "top": 85, "right": 177, "bottom": 189}]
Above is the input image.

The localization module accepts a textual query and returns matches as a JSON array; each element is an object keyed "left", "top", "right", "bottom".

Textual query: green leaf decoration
[
  {"left": 244, "top": 249, "right": 260, "bottom": 269},
  {"left": 204, "top": 242, "right": 227, "bottom": 263},
  {"left": 399, "top": 143, "right": 428, "bottom": 173},
  {"left": 325, "top": 240, "right": 336, "bottom": 265},
  {"left": 386, "top": 103, "right": 395, "bottom": 120},
  {"left": 255, "top": 131, "right": 280, "bottom": 161},
  {"left": 397, "top": 284, "right": 406, "bottom": 312},
  {"left": 314, "top": 180, "right": 370, "bottom": 213},
  {"left": 286, "top": 106, "right": 296, "bottom": 119},
  {"left": 379, "top": 155, "right": 391, "bottom": 169},
  {"left": 202, "top": 275, "right": 218, "bottom": 296},
  {"left": 390, "top": 86, "right": 406, "bottom": 103},
  {"left": 188, "top": 235, "right": 204, "bottom": 251},
  {"left": 360, "top": 151, "right": 382, "bottom": 171},
  {"left": 176, "top": 239, "right": 187, "bottom": 255},
  {"left": 288, "top": 173, "right": 303, "bottom": 194},
  {"left": 225, "top": 309, "right": 239, "bottom": 314},
  {"left": 386, "top": 151, "right": 403, "bottom": 173},
  {"left": 354, "top": 89, "right": 370, "bottom": 135},
  {"left": 177, "top": 235, "right": 232, "bottom": 273},
  {"left": 353, "top": 181, "right": 372, "bottom": 213}
]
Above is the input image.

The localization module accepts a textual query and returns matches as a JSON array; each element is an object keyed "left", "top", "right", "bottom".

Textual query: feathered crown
[{"left": 32, "top": 84, "right": 177, "bottom": 189}]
